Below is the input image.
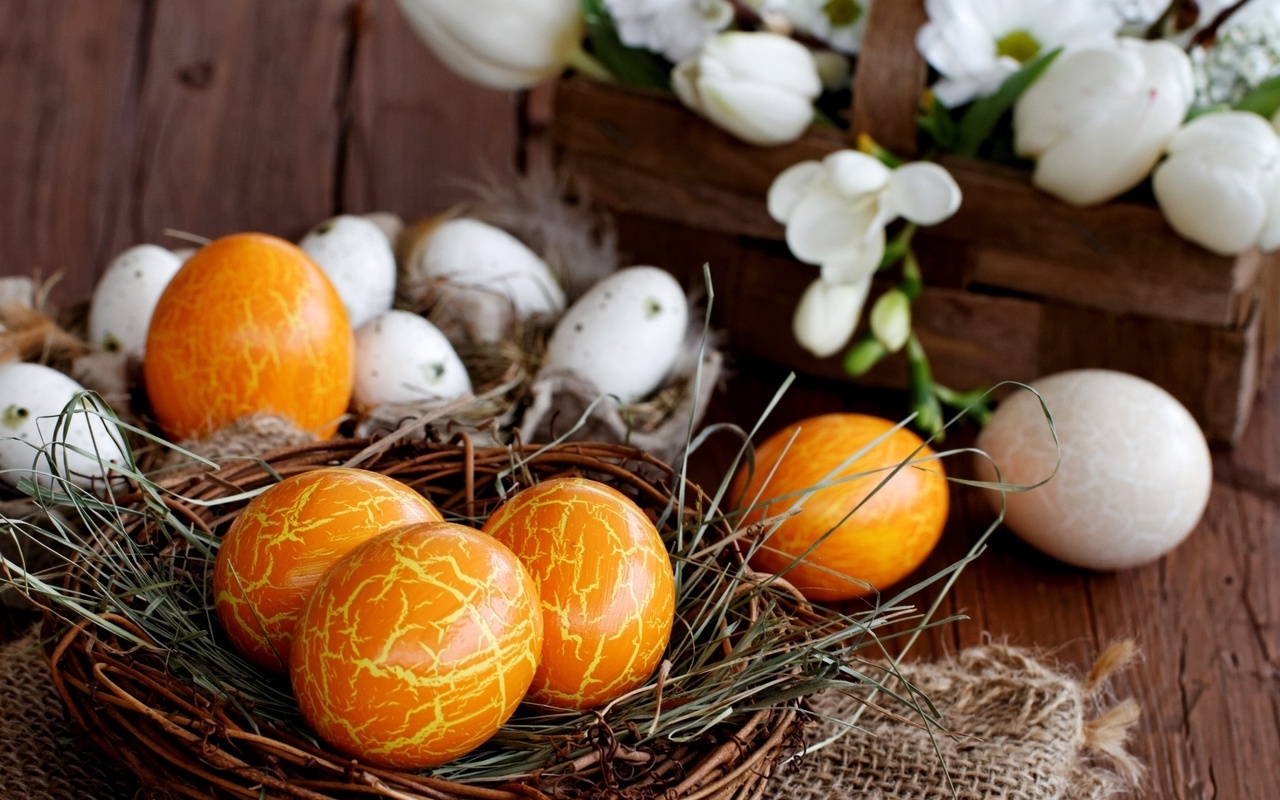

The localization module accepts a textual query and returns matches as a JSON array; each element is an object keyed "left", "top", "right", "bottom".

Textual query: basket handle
[{"left": 850, "top": 0, "right": 929, "bottom": 157}]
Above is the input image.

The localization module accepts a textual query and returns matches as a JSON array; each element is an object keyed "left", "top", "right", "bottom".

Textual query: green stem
[
  {"left": 566, "top": 42, "right": 616, "bottom": 83},
  {"left": 906, "top": 334, "right": 944, "bottom": 438}
]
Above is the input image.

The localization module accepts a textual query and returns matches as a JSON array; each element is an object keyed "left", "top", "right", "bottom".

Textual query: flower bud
[
  {"left": 869, "top": 289, "right": 912, "bottom": 354},
  {"left": 791, "top": 277, "right": 871, "bottom": 358},
  {"left": 672, "top": 32, "right": 822, "bottom": 146}
]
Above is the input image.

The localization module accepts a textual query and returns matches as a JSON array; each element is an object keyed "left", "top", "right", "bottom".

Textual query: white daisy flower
[
  {"left": 916, "top": 0, "right": 1124, "bottom": 107},
  {"left": 604, "top": 0, "right": 736, "bottom": 63}
]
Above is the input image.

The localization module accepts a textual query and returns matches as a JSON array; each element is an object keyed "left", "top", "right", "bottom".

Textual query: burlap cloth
[{"left": 0, "top": 630, "right": 1140, "bottom": 799}]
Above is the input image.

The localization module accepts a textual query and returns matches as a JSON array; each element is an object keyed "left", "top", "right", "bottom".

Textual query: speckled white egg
[
  {"left": 0, "top": 362, "right": 127, "bottom": 491},
  {"left": 170, "top": 247, "right": 199, "bottom": 263},
  {"left": 299, "top": 215, "right": 397, "bottom": 329},
  {"left": 975, "top": 369, "right": 1212, "bottom": 571},
  {"left": 352, "top": 310, "right": 472, "bottom": 408},
  {"left": 404, "top": 217, "right": 565, "bottom": 321},
  {"left": 87, "top": 244, "right": 183, "bottom": 358},
  {"left": 543, "top": 266, "right": 688, "bottom": 405},
  {"left": 360, "top": 211, "right": 404, "bottom": 249}
]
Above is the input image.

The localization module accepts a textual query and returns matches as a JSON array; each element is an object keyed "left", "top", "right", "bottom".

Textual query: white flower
[
  {"left": 605, "top": 0, "right": 735, "bottom": 63},
  {"left": 916, "top": 0, "right": 1123, "bottom": 107},
  {"left": 769, "top": 151, "right": 961, "bottom": 357},
  {"left": 869, "top": 289, "right": 911, "bottom": 353},
  {"left": 1190, "top": 1, "right": 1280, "bottom": 109},
  {"left": 1154, "top": 111, "right": 1280, "bottom": 255},
  {"left": 672, "top": 32, "right": 822, "bottom": 146},
  {"left": 768, "top": 151, "right": 961, "bottom": 285},
  {"left": 792, "top": 277, "right": 872, "bottom": 357},
  {"left": 395, "top": 0, "right": 583, "bottom": 90},
  {"left": 1014, "top": 38, "right": 1194, "bottom": 207},
  {"left": 757, "top": 0, "right": 872, "bottom": 55}
]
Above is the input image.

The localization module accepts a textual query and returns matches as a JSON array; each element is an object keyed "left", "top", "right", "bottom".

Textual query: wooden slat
[
  {"left": 341, "top": 0, "right": 518, "bottom": 218},
  {"left": 133, "top": 0, "right": 354, "bottom": 244},
  {"left": 851, "top": 0, "right": 928, "bottom": 156},
  {"left": 553, "top": 77, "right": 1258, "bottom": 328},
  {"left": 0, "top": 0, "right": 145, "bottom": 304}
]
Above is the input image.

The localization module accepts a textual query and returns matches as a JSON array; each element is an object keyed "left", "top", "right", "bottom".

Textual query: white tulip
[
  {"left": 395, "top": 0, "right": 583, "bottom": 90},
  {"left": 672, "top": 32, "right": 822, "bottom": 146},
  {"left": 1154, "top": 111, "right": 1280, "bottom": 255},
  {"left": 768, "top": 150, "right": 961, "bottom": 285},
  {"left": 792, "top": 277, "right": 871, "bottom": 358},
  {"left": 1014, "top": 38, "right": 1194, "bottom": 207}
]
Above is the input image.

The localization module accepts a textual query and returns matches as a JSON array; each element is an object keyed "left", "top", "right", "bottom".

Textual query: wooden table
[{"left": 1, "top": 2, "right": 1276, "bottom": 798}]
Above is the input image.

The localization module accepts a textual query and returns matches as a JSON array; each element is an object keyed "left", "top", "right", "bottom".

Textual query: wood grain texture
[
  {"left": 0, "top": 0, "right": 145, "bottom": 304},
  {"left": 553, "top": 78, "right": 1263, "bottom": 327},
  {"left": 851, "top": 0, "right": 928, "bottom": 156},
  {"left": 132, "top": 0, "right": 353, "bottom": 245},
  {"left": 341, "top": 0, "right": 518, "bottom": 219}
]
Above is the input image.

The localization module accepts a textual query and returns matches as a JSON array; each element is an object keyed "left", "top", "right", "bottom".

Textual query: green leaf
[
  {"left": 579, "top": 0, "right": 673, "bottom": 90},
  {"left": 917, "top": 95, "right": 958, "bottom": 151},
  {"left": 843, "top": 333, "right": 887, "bottom": 377},
  {"left": 953, "top": 48, "right": 1062, "bottom": 158},
  {"left": 1236, "top": 74, "right": 1280, "bottom": 119}
]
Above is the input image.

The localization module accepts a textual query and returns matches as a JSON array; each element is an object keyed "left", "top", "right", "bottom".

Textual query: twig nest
[
  {"left": 299, "top": 215, "right": 397, "bottom": 329},
  {"left": 398, "top": 216, "right": 566, "bottom": 343},
  {"left": 519, "top": 324, "right": 723, "bottom": 467},
  {"left": 157, "top": 414, "right": 319, "bottom": 472},
  {"left": 87, "top": 244, "right": 183, "bottom": 359}
]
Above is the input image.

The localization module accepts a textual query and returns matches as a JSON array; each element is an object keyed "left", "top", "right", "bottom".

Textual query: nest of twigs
[{"left": 18, "top": 435, "right": 912, "bottom": 800}]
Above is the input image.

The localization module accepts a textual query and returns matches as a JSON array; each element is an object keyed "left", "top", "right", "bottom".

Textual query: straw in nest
[{"left": 0, "top": 398, "right": 980, "bottom": 800}]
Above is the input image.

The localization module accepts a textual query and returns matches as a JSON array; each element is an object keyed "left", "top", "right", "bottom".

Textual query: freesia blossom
[
  {"left": 769, "top": 151, "right": 961, "bottom": 357},
  {"left": 1153, "top": 111, "right": 1280, "bottom": 255},
  {"left": 672, "top": 32, "right": 822, "bottom": 146},
  {"left": 792, "top": 278, "right": 872, "bottom": 358},
  {"left": 1014, "top": 38, "right": 1194, "bottom": 207},
  {"left": 396, "top": 0, "right": 583, "bottom": 90},
  {"left": 916, "top": 0, "right": 1122, "bottom": 107},
  {"left": 605, "top": 0, "right": 735, "bottom": 63}
]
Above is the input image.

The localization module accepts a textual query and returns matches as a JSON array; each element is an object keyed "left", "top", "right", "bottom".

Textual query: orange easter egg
[
  {"left": 482, "top": 477, "right": 675, "bottom": 710},
  {"left": 144, "top": 232, "right": 354, "bottom": 441},
  {"left": 290, "top": 521, "right": 543, "bottom": 769},
  {"left": 213, "top": 467, "right": 441, "bottom": 673},
  {"left": 732, "top": 413, "right": 948, "bottom": 603}
]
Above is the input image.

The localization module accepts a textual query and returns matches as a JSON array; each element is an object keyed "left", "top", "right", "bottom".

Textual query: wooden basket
[
  {"left": 40, "top": 438, "right": 807, "bottom": 800},
  {"left": 541, "top": 0, "right": 1280, "bottom": 444}
]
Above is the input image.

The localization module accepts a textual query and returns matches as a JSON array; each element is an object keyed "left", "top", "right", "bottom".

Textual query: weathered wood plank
[
  {"left": 852, "top": 0, "right": 927, "bottom": 156},
  {"left": 0, "top": 0, "right": 145, "bottom": 304},
  {"left": 553, "top": 77, "right": 1259, "bottom": 328},
  {"left": 133, "top": 0, "right": 353, "bottom": 245},
  {"left": 341, "top": 0, "right": 518, "bottom": 219}
]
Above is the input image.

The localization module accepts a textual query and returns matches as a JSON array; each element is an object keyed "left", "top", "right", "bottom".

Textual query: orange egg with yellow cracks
[
  {"left": 732, "top": 413, "right": 949, "bottom": 604},
  {"left": 290, "top": 521, "right": 543, "bottom": 770},
  {"left": 482, "top": 477, "right": 675, "bottom": 710},
  {"left": 213, "top": 468, "right": 442, "bottom": 673},
  {"left": 144, "top": 232, "right": 354, "bottom": 441}
]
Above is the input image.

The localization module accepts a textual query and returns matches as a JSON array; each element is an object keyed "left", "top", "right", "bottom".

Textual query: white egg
[
  {"left": 975, "top": 369, "right": 1212, "bottom": 571},
  {"left": 543, "top": 266, "right": 688, "bottom": 405},
  {"left": 0, "top": 362, "right": 127, "bottom": 491},
  {"left": 360, "top": 211, "right": 405, "bottom": 249},
  {"left": 87, "top": 244, "right": 183, "bottom": 358},
  {"left": 403, "top": 217, "right": 565, "bottom": 323},
  {"left": 352, "top": 310, "right": 472, "bottom": 408},
  {"left": 170, "top": 246, "right": 199, "bottom": 263},
  {"left": 299, "top": 215, "right": 397, "bottom": 329}
]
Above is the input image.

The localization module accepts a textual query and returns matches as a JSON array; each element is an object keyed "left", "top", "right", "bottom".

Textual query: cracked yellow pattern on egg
[
  {"left": 213, "top": 467, "right": 442, "bottom": 673},
  {"left": 144, "top": 232, "right": 354, "bottom": 441},
  {"left": 289, "top": 521, "right": 543, "bottom": 770},
  {"left": 482, "top": 477, "right": 675, "bottom": 710}
]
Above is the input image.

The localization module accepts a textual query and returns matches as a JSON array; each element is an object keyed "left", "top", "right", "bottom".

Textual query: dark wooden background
[{"left": 2, "top": 2, "right": 1277, "bottom": 798}]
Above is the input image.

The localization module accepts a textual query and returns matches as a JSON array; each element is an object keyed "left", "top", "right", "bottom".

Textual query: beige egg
[{"left": 974, "top": 369, "right": 1212, "bottom": 571}]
